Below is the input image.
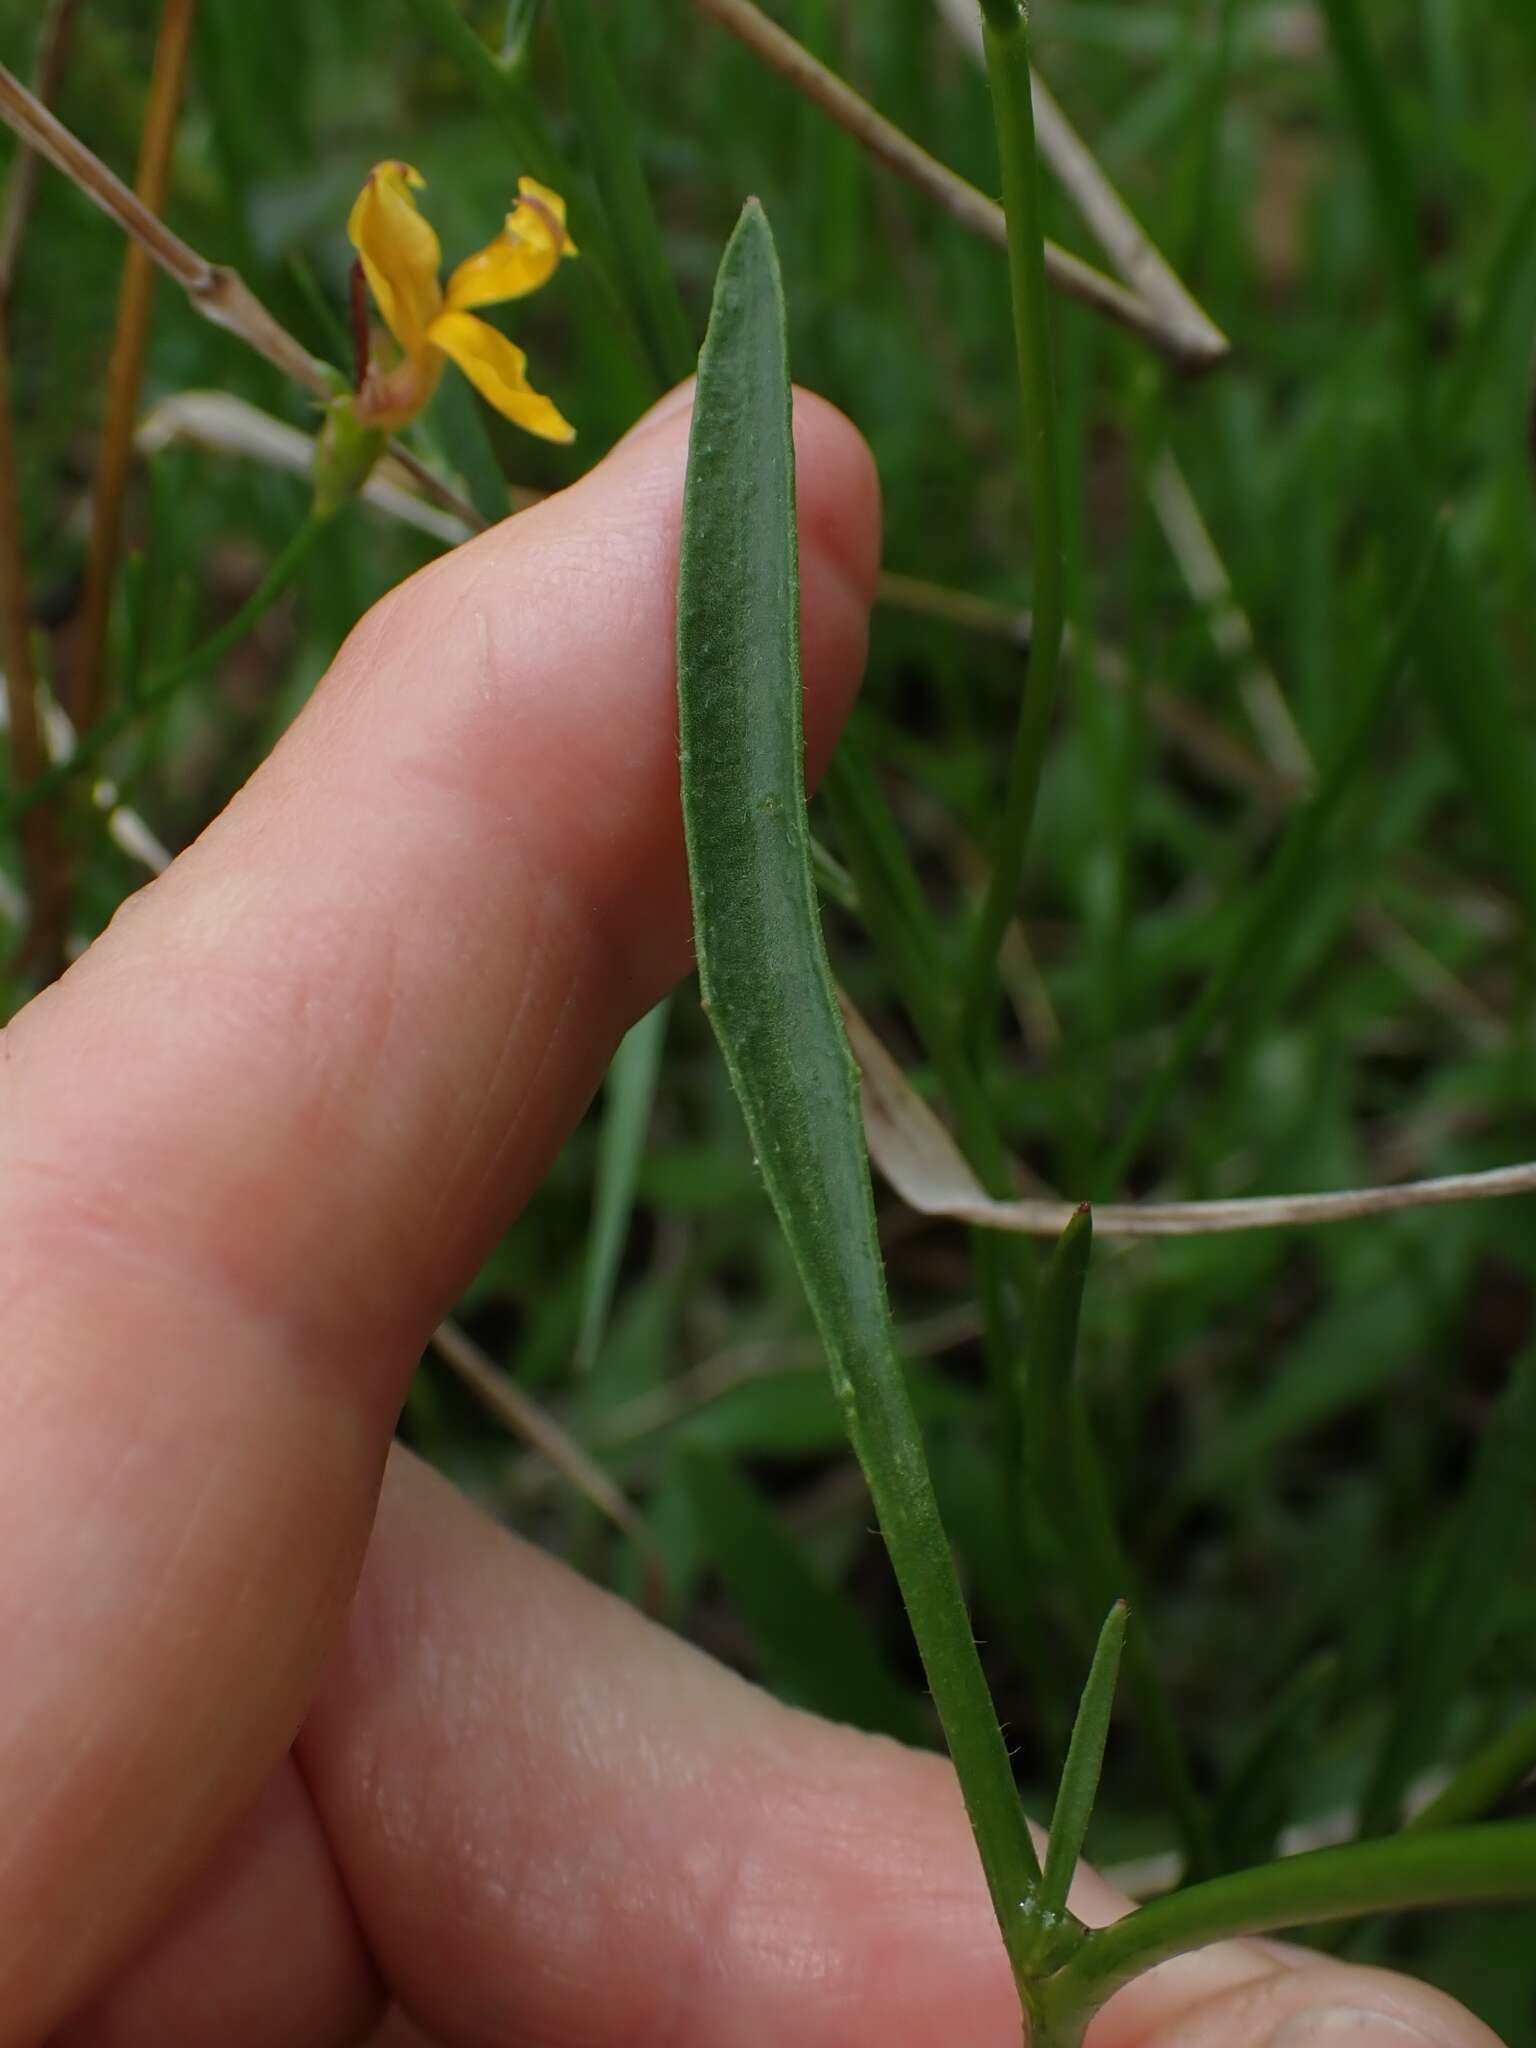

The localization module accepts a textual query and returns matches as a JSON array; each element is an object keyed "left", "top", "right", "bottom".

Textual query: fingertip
[{"left": 789, "top": 384, "right": 883, "bottom": 616}]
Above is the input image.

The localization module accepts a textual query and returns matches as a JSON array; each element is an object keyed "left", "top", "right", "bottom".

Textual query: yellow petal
[
  {"left": 444, "top": 177, "right": 579, "bottom": 312},
  {"left": 512, "top": 177, "right": 579, "bottom": 260},
  {"left": 347, "top": 161, "right": 444, "bottom": 360},
  {"left": 427, "top": 310, "right": 576, "bottom": 444}
]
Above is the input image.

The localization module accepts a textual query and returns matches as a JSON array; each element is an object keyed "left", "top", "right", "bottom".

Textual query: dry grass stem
[
  {"left": 138, "top": 390, "right": 497, "bottom": 540},
  {"left": 692, "top": 0, "right": 1224, "bottom": 368},
  {"left": 74, "top": 0, "right": 201, "bottom": 731},
  {"left": 936, "top": 0, "right": 1229, "bottom": 367},
  {"left": 430, "top": 1319, "right": 668, "bottom": 1612},
  {"left": 0, "top": 60, "right": 328, "bottom": 394},
  {"left": 0, "top": 0, "right": 82, "bottom": 306},
  {"left": 844, "top": 992, "right": 1536, "bottom": 1237},
  {"left": 0, "top": 62, "right": 482, "bottom": 535},
  {"left": 1147, "top": 447, "right": 1314, "bottom": 787}
]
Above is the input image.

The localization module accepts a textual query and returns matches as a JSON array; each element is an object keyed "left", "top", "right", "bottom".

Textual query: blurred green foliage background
[{"left": 2, "top": 0, "right": 1534, "bottom": 2030}]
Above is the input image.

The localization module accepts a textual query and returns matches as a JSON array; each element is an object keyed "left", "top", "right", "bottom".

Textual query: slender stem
[
  {"left": 74, "top": 0, "right": 200, "bottom": 733},
  {"left": 691, "top": 0, "right": 1223, "bottom": 367},
  {"left": 935, "top": 0, "right": 1228, "bottom": 365},
  {"left": 960, "top": 4, "right": 1066, "bottom": 1038},
  {"left": 1035, "top": 1822, "right": 1536, "bottom": 2046},
  {"left": 2, "top": 513, "right": 327, "bottom": 831},
  {"left": 0, "top": 309, "right": 69, "bottom": 978}
]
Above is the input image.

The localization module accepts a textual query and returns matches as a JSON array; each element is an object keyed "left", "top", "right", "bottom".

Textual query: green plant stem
[
  {"left": 1033, "top": 1822, "right": 1536, "bottom": 2047},
  {"left": 678, "top": 202, "right": 1043, "bottom": 1996},
  {"left": 552, "top": 0, "right": 693, "bottom": 391},
  {"left": 961, "top": 0, "right": 1065, "bottom": 1038},
  {"left": 1024, "top": 1212, "right": 1214, "bottom": 1876},
  {"left": 2, "top": 511, "right": 326, "bottom": 830}
]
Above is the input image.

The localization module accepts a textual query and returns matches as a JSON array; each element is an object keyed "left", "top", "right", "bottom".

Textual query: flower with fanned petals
[{"left": 345, "top": 161, "right": 577, "bottom": 443}]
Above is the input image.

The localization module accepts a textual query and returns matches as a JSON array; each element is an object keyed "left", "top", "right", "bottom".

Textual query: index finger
[{"left": 0, "top": 389, "right": 880, "bottom": 2037}]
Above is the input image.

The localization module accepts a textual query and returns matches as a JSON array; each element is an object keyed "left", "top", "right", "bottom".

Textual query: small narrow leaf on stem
[{"left": 1036, "top": 1601, "right": 1129, "bottom": 1934}]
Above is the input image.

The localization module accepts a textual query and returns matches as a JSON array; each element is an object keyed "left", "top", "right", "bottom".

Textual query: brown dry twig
[
  {"left": 934, "top": 0, "right": 1228, "bottom": 367},
  {"left": 429, "top": 1319, "right": 668, "bottom": 1614},
  {"left": 843, "top": 992, "right": 1535, "bottom": 1238},
  {"left": 692, "top": 0, "right": 1227, "bottom": 370}
]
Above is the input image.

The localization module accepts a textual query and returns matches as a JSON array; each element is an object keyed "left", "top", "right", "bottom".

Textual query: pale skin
[{"left": 0, "top": 387, "right": 1502, "bottom": 2048}]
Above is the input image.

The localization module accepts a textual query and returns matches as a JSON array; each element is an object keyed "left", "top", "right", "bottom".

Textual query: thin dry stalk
[
  {"left": 73, "top": 0, "right": 201, "bottom": 732},
  {"left": 1147, "top": 446, "right": 1313, "bottom": 787},
  {"left": 844, "top": 993, "right": 1536, "bottom": 1239},
  {"left": 0, "top": 316, "right": 68, "bottom": 979},
  {"left": 935, "top": 0, "right": 1228, "bottom": 366},
  {"left": 692, "top": 0, "right": 1221, "bottom": 368},
  {"left": 430, "top": 1319, "right": 668, "bottom": 1613},
  {"left": 0, "top": 0, "right": 82, "bottom": 306},
  {"left": 137, "top": 389, "right": 510, "bottom": 538},
  {"left": 0, "top": 63, "right": 480, "bottom": 533},
  {"left": 0, "top": 60, "right": 327, "bottom": 394}
]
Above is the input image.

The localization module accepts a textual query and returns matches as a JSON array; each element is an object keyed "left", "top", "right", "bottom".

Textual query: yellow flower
[{"left": 346, "top": 162, "right": 577, "bottom": 443}]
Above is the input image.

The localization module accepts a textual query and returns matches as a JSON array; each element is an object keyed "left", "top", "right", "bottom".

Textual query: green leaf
[
  {"left": 1406, "top": 1701, "right": 1536, "bottom": 1834},
  {"left": 1034, "top": 1601, "right": 1128, "bottom": 1941},
  {"left": 1023, "top": 1210, "right": 1213, "bottom": 1876},
  {"left": 552, "top": 0, "right": 694, "bottom": 391},
  {"left": 577, "top": 1000, "right": 669, "bottom": 1373},
  {"left": 1213, "top": 1652, "right": 1338, "bottom": 1873},
  {"left": 677, "top": 197, "right": 1041, "bottom": 1981},
  {"left": 1362, "top": 1345, "right": 1536, "bottom": 1835}
]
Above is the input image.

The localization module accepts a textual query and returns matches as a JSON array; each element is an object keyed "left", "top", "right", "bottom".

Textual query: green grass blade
[
  {"left": 397, "top": 0, "right": 649, "bottom": 383},
  {"left": 576, "top": 998, "right": 669, "bottom": 1373},
  {"left": 962, "top": 1, "right": 1067, "bottom": 1035},
  {"left": 1024, "top": 1210, "right": 1214, "bottom": 1876},
  {"left": 1316, "top": 0, "right": 1432, "bottom": 420},
  {"left": 1212, "top": 1652, "right": 1337, "bottom": 1872},
  {"left": 1405, "top": 1702, "right": 1536, "bottom": 1834},
  {"left": 551, "top": 0, "right": 694, "bottom": 390},
  {"left": 1096, "top": 508, "right": 1446, "bottom": 1194},
  {"left": 1036, "top": 1601, "right": 1128, "bottom": 1933},
  {"left": 677, "top": 198, "right": 1043, "bottom": 1979},
  {"left": 1377, "top": 445, "right": 1536, "bottom": 927},
  {"left": 679, "top": 1447, "right": 927, "bottom": 1744},
  {"left": 1362, "top": 1346, "right": 1536, "bottom": 1836}
]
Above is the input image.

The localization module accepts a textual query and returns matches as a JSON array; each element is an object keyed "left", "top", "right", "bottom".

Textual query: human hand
[{"left": 1, "top": 390, "right": 1501, "bottom": 2047}]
